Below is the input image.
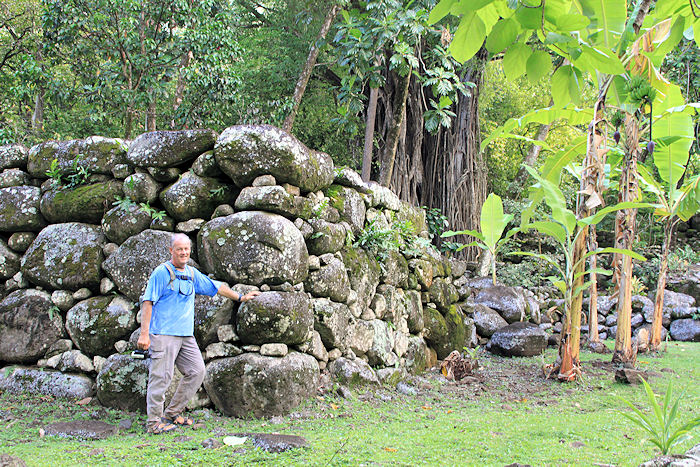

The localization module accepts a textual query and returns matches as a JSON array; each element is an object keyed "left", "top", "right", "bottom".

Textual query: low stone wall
[{"left": 0, "top": 126, "right": 480, "bottom": 417}]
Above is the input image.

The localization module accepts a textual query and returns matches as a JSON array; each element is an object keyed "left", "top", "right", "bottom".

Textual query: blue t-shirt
[{"left": 142, "top": 262, "right": 221, "bottom": 336}]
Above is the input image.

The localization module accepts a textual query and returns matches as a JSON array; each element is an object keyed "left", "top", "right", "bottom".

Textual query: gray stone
[
  {"left": 252, "top": 174, "right": 277, "bottom": 186},
  {"left": 176, "top": 218, "right": 206, "bottom": 233},
  {"left": 472, "top": 285, "right": 528, "bottom": 323},
  {"left": 0, "top": 289, "right": 64, "bottom": 363},
  {"left": 237, "top": 291, "right": 312, "bottom": 346},
  {"left": 147, "top": 166, "right": 180, "bottom": 183},
  {"left": 365, "top": 319, "right": 397, "bottom": 367},
  {"left": 0, "top": 186, "right": 45, "bottom": 232},
  {"left": 39, "top": 180, "right": 123, "bottom": 224},
  {"left": 211, "top": 204, "right": 234, "bottom": 218},
  {"left": 193, "top": 293, "right": 234, "bottom": 349},
  {"left": 656, "top": 289, "right": 696, "bottom": 320},
  {"left": 324, "top": 185, "right": 366, "bottom": 235},
  {"left": 0, "top": 143, "right": 28, "bottom": 170},
  {"left": 487, "top": 322, "right": 547, "bottom": 357},
  {"left": 666, "top": 263, "right": 700, "bottom": 304},
  {"left": 341, "top": 246, "right": 381, "bottom": 308},
  {"left": 328, "top": 357, "right": 379, "bottom": 385},
  {"left": 44, "top": 420, "right": 119, "bottom": 440},
  {"left": 473, "top": 304, "right": 508, "bottom": 337},
  {"left": 204, "top": 352, "right": 319, "bottom": 418},
  {"left": 0, "top": 366, "right": 94, "bottom": 399},
  {"left": 96, "top": 354, "right": 149, "bottom": 412},
  {"left": 217, "top": 324, "right": 238, "bottom": 343},
  {"left": 205, "top": 342, "right": 243, "bottom": 359},
  {"left": 0, "top": 239, "right": 20, "bottom": 280},
  {"left": 100, "top": 277, "right": 115, "bottom": 294},
  {"left": 347, "top": 320, "right": 374, "bottom": 356},
  {"left": 102, "top": 229, "right": 180, "bottom": 301},
  {"left": 235, "top": 185, "right": 300, "bottom": 218},
  {"left": 123, "top": 172, "right": 160, "bottom": 204},
  {"left": 312, "top": 298, "right": 351, "bottom": 350},
  {"left": 73, "top": 287, "right": 92, "bottom": 300},
  {"left": 28, "top": 137, "right": 127, "bottom": 177},
  {"left": 127, "top": 129, "right": 216, "bottom": 168},
  {"left": 54, "top": 350, "right": 95, "bottom": 373},
  {"left": 260, "top": 343, "right": 289, "bottom": 357},
  {"left": 304, "top": 256, "right": 350, "bottom": 303},
  {"left": 306, "top": 218, "right": 346, "bottom": 255},
  {"left": 65, "top": 295, "right": 137, "bottom": 357},
  {"left": 45, "top": 339, "right": 73, "bottom": 358},
  {"left": 404, "top": 335, "right": 430, "bottom": 374},
  {"left": 161, "top": 172, "right": 237, "bottom": 221},
  {"left": 333, "top": 167, "right": 371, "bottom": 193},
  {"left": 298, "top": 330, "right": 328, "bottom": 362},
  {"left": 367, "top": 182, "right": 401, "bottom": 210},
  {"left": 192, "top": 150, "right": 222, "bottom": 177},
  {"left": 102, "top": 204, "right": 153, "bottom": 244},
  {"left": 427, "top": 277, "right": 458, "bottom": 313},
  {"left": 669, "top": 319, "right": 700, "bottom": 342},
  {"left": 0, "top": 168, "right": 31, "bottom": 188},
  {"left": 111, "top": 163, "right": 132, "bottom": 179},
  {"left": 409, "top": 259, "right": 434, "bottom": 290},
  {"left": 215, "top": 124, "right": 334, "bottom": 193},
  {"left": 7, "top": 232, "right": 36, "bottom": 252},
  {"left": 21, "top": 222, "right": 104, "bottom": 291},
  {"left": 198, "top": 211, "right": 308, "bottom": 286}
]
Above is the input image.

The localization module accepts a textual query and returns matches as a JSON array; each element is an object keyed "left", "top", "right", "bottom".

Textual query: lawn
[{"left": 1, "top": 342, "right": 698, "bottom": 466}]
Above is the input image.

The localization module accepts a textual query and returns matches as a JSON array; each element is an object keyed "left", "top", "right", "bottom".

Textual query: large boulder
[
  {"left": 666, "top": 263, "right": 700, "bottom": 304},
  {"left": 324, "top": 185, "right": 366, "bottom": 235},
  {"left": 123, "top": 172, "right": 160, "bottom": 204},
  {"left": 40, "top": 180, "right": 123, "bottom": 224},
  {"left": 198, "top": 211, "right": 308, "bottom": 286},
  {"left": 423, "top": 305, "right": 449, "bottom": 358},
  {"left": 306, "top": 219, "right": 346, "bottom": 255},
  {"left": 0, "top": 289, "right": 64, "bottom": 363},
  {"left": 234, "top": 185, "right": 305, "bottom": 219},
  {"left": 27, "top": 137, "right": 128, "bottom": 177},
  {"left": 346, "top": 320, "right": 375, "bottom": 356},
  {"left": 65, "top": 295, "right": 137, "bottom": 357},
  {"left": 21, "top": 223, "right": 104, "bottom": 291},
  {"left": 126, "top": 129, "right": 217, "bottom": 168},
  {"left": 203, "top": 352, "right": 319, "bottom": 418},
  {"left": 312, "top": 298, "right": 351, "bottom": 350},
  {"left": 96, "top": 354, "right": 149, "bottom": 412},
  {"left": 654, "top": 289, "right": 696, "bottom": 320},
  {"left": 380, "top": 250, "right": 409, "bottom": 288},
  {"left": 0, "top": 239, "right": 21, "bottom": 280},
  {"left": 404, "top": 335, "right": 430, "bottom": 374},
  {"left": 472, "top": 304, "right": 508, "bottom": 337},
  {"left": 214, "top": 124, "right": 334, "bottom": 193},
  {"left": 404, "top": 290, "right": 424, "bottom": 334},
  {"left": 102, "top": 229, "right": 178, "bottom": 301},
  {"left": 328, "top": 357, "right": 378, "bottom": 385},
  {"left": 195, "top": 294, "right": 235, "bottom": 348},
  {"left": 0, "top": 168, "right": 31, "bottom": 188},
  {"left": 236, "top": 291, "right": 312, "bottom": 346},
  {"left": 487, "top": 322, "right": 547, "bottom": 357},
  {"left": 0, "top": 143, "right": 28, "bottom": 170},
  {"left": 471, "top": 286, "right": 528, "bottom": 323},
  {"left": 427, "top": 277, "right": 459, "bottom": 313},
  {"left": 341, "top": 246, "right": 381, "bottom": 308},
  {"left": 101, "top": 204, "right": 153, "bottom": 245},
  {"left": 0, "top": 186, "right": 45, "bottom": 232},
  {"left": 304, "top": 257, "right": 350, "bottom": 303},
  {"left": 669, "top": 319, "right": 700, "bottom": 342},
  {"left": 365, "top": 319, "right": 397, "bottom": 367},
  {"left": 160, "top": 172, "right": 237, "bottom": 221},
  {"left": 0, "top": 367, "right": 94, "bottom": 399}
]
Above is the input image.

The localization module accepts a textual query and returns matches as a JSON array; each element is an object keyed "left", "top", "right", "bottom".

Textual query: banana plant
[
  {"left": 513, "top": 167, "right": 648, "bottom": 381},
  {"left": 441, "top": 193, "right": 516, "bottom": 285},
  {"left": 637, "top": 88, "right": 700, "bottom": 350}
]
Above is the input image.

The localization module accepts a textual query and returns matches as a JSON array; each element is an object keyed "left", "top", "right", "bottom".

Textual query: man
[{"left": 137, "top": 233, "right": 259, "bottom": 434}]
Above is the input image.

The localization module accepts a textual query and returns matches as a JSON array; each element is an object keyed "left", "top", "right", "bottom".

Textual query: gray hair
[{"left": 170, "top": 233, "right": 192, "bottom": 247}]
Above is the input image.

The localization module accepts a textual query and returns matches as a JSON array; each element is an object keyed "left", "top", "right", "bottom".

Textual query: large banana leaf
[
  {"left": 480, "top": 193, "right": 514, "bottom": 254},
  {"left": 579, "top": 0, "right": 626, "bottom": 48},
  {"left": 653, "top": 85, "right": 694, "bottom": 189}
]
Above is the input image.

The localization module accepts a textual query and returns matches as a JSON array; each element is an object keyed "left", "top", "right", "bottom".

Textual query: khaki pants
[{"left": 146, "top": 334, "right": 205, "bottom": 427}]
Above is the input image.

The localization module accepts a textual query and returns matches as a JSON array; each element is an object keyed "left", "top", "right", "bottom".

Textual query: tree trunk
[
  {"left": 508, "top": 118, "right": 551, "bottom": 198},
  {"left": 588, "top": 225, "right": 600, "bottom": 344},
  {"left": 31, "top": 47, "right": 44, "bottom": 133},
  {"left": 171, "top": 50, "right": 193, "bottom": 129},
  {"left": 612, "top": 113, "right": 640, "bottom": 366},
  {"left": 362, "top": 85, "right": 379, "bottom": 182},
  {"left": 650, "top": 218, "right": 676, "bottom": 350},
  {"left": 379, "top": 68, "right": 411, "bottom": 187},
  {"left": 283, "top": 4, "right": 340, "bottom": 132},
  {"left": 124, "top": 105, "right": 134, "bottom": 140},
  {"left": 146, "top": 98, "right": 156, "bottom": 132}
]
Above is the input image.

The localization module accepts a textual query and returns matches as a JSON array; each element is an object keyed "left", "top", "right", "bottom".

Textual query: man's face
[{"left": 170, "top": 238, "right": 191, "bottom": 269}]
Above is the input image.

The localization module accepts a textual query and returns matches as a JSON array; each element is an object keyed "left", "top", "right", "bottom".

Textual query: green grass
[{"left": 1, "top": 342, "right": 698, "bottom": 466}]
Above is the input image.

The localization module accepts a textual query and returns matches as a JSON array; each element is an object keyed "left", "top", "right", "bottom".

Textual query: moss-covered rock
[
  {"left": 324, "top": 184, "right": 366, "bottom": 235},
  {"left": 195, "top": 294, "right": 234, "bottom": 348},
  {"left": 96, "top": 354, "right": 149, "bottom": 412},
  {"left": 365, "top": 319, "right": 397, "bottom": 366},
  {"left": 472, "top": 303, "right": 508, "bottom": 337},
  {"left": 0, "top": 144, "right": 28, "bottom": 170},
  {"left": 192, "top": 150, "right": 222, "bottom": 177},
  {"left": 404, "top": 335, "right": 430, "bottom": 374},
  {"left": 327, "top": 357, "right": 379, "bottom": 385},
  {"left": 65, "top": 295, "right": 137, "bottom": 357},
  {"left": 347, "top": 320, "right": 375, "bottom": 356},
  {"left": 160, "top": 172, "right": 237, "bottom": 221},
  {"left": 396, "top": 200, "right": 428, "bottom": 236},
  {"left": 40, "top": 180, "right": 122, "bottom": 224},
  {"left": 304, "top": 257, "right": 350, "bottom": 303},
  {"left": 306, "top": 219, "right": 346, "bottom": 255},
  {"left": 380, "top": 250, "right": 409, "bottom": 288},
  {"left": 101, "top": 204, "right": 153, "bottom": 244},
  {"left": 27, "top": 137, "right": 127, "bottom": 177},
  {"left": 127, "top": 129, "right": 217, "bottom": 168},
  {"left": 0, "top": 366, "right": 94, "bottom": 399},
  {"left": 214, "top": 124, "right": 334, "bottom": 192},
  {"left": 0, "top": 168, "right": 31, "bottom": 188},
  {"left": 203, "top": 352, "right": 319, "bottom": 418},
  {"left": 312, "top": 298, "right": 351, "bottom": 350},
  {"left": 375, "top": 285, "right": 408, "bottom": 332},
  {"left": 234, "top": 185, "right": 299, "bottom": 218},
  {"left": 428, "top": 277, "right": 459, "bottom": 313},
  {"left": 422, "top": 305, "right": 449, "bottom": 359},
  {"left": 404, "top": 290, "right": 424, "bottom": 334},
  {"left": 408, "top": 259, "right": 434, "bottom": 289},
  {"left": 198, "top": 211, "right": 308, "bottom": 286},
  {"left": 102, "top": 229, "right": 178, "bottom": 301},
  {"left": 0, "top": 239, "right": 20, "bottom": 280},
  {"left": 0, "top": 186, "right": 45, "bottom": 232},
  {"left": 236, "top": 291, "right": 312, "bottom": 346},
  {"left": 21, "top": 223, "right": 104, "bottom": 291},
  {"left": 123, "top": 172, "right": 160, "bottom": 204},
  {"left": 471, "top": 285, "right": 528, "bottom": 323},
  {"left": 0, "top": 289, "right": 64, "bottom": 363},
  {"left": 332, "top": 167, "right": 371, "bottom": 194},
  {"left": 341, "top": 246, "right": 381, "bottom": 308}
]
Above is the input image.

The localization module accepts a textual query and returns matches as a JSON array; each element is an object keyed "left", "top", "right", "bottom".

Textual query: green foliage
[
  {"left": 138, "top": 201, "right": 166, "bottom": 222},
  {"left": 209, "top": 187, "right": 226, "bottom": 198},
  {"left": 113, "top": 196, "right": 165, "bottom": 221},
  {"left": 354, "top": 218, "right": 401, "bottom": 263},
  {"left": 617, "top": 377, "right": 700, "bottom": 455},
  {"left": 635, "top": 245, "right": 700, "bottom": 291},
  {"left": 112, "top": 195, "right": 136, "bottom": 212},
  {"left": 45, "top": 156, "right": 90, "bottom": 189},
  {"left": 442, "top": 193, "right": 516, "bottom": 284}
]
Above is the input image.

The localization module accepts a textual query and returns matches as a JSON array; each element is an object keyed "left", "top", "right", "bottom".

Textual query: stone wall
[{"left": 0, "top": 126, "right": 479, "bottom": 417}]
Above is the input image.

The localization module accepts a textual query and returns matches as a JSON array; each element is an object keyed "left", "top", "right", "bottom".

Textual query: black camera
[{"left": 131, "top": 349, "right": 149, "bottom": 359}]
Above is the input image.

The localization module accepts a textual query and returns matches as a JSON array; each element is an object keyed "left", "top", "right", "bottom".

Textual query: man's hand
[
  {"left": 137, "top": 332, "right": 150, "bottom": 350},
  {"left": 240, "top": 290, "right": 261, "bottom": 302}
]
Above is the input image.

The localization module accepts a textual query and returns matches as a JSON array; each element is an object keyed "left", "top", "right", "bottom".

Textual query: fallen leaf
[
  {"left": 446, "top": 410, "right": 453, "bottom": 414},
  {"left": 39, "top": 428, "right": 45, "bottom": 438},
  {"left": 421, "top": 406, "right": 432, "bottom": 410},
  {"left": 384, "top": 447, "right": 397, "bottom": 452},
  {"left": 223, "top": 436, "right": 247, "bottom": 446},
  {"left": 330, "top": 403, "right": 338, "bottom": 410},
  {"left": 75, "top": 397, "right": 92, "bottom": 406}
]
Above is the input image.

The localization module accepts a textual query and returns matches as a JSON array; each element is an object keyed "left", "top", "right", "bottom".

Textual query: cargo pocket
[{"left": 149, "top": 334, "right": 164, "bottom": 360}]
